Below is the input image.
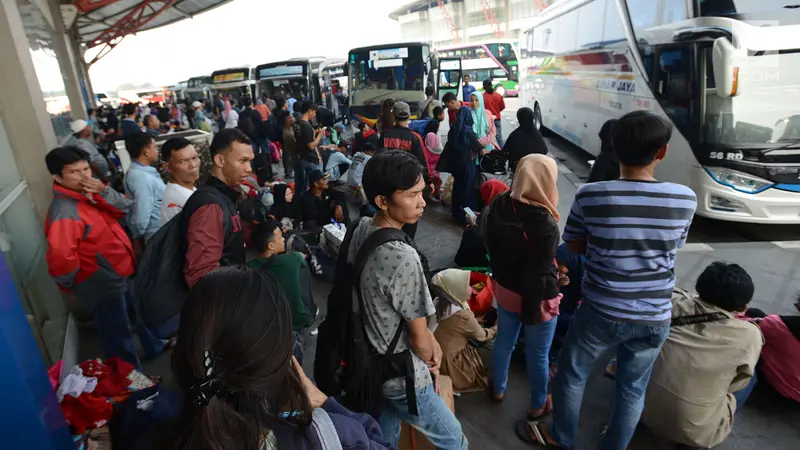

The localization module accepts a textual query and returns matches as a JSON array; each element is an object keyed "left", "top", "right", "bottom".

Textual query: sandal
[
  {"left": 527, "top": 394, "right": 553, "bottom": 421},
  {"left": 487, "top": 380, "right": 504, "bottom": 403},
  {"left": 514, "top": 421, "right": 564, "bottom": 448}
]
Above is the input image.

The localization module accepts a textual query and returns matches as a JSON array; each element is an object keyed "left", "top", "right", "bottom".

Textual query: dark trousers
[
  {"left": 451, "top": 162, "right": 478, "bottom": 225},
  {"left": 95, "top": 289, "right": 164, "bottom": 371}
]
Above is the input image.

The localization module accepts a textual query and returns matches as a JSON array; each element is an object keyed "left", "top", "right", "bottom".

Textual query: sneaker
[{"left": 310, "top": 328, "right": 319, "bottom": 336}]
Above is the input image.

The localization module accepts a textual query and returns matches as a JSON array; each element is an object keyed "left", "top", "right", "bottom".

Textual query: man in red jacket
[{"left": 44, "top": 146, "right": 162, "bottom": 370}]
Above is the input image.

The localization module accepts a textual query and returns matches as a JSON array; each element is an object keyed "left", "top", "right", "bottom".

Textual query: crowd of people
[{"left": 41, "top": 74, "right": 800, "bottom": 450}]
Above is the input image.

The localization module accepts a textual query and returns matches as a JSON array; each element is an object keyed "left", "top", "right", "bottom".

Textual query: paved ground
[{"left": 78, "top": 99, "right": 800, "bottom": 449}]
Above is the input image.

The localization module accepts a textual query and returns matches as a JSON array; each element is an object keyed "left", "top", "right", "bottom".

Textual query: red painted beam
[
  {"left": 73, "top": 0, "right": 120, "bottom": 14},
  {"left": 86, "top": 0, "right": 178, "bottom": 48}
]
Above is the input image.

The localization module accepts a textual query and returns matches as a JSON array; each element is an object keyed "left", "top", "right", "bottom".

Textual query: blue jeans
[
  {"left": 294, "top": 160, "right": 321, "bottom": 194},
  {"left": 495, "top": 119, "right": 504, "bottom": 149},
  {"left": 95, "top": 291, "right": 142, "bottom": 371},
  {"left": 492, "top": 305, "right": 557, "bottom": 409},
  {"left": 551, "top": 305, "right": 669, "bottom": 450},
  {"left": 123, "top": 289, "right": 168, "bottom": 359},
  {"left": 379, "top": 382, "right": 468, "bottom": 450}
]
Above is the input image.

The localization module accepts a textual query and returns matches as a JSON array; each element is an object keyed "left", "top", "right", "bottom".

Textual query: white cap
[
  {"left": 192, "top": 101, "right": 202, "bottom": 108},
  {"left": 70, "top": 119, "right": 89, "bottom": 134}
]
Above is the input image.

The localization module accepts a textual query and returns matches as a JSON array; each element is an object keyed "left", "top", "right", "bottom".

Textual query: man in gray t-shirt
[{"left": 354, "top": 150, "right": 467, "bottom": 449}]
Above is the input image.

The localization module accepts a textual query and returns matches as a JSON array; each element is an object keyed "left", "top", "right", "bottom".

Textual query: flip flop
[
  {"left": 514, "top": 421, "right": 563, "bottom": 448},
  {"left": 527, "top": 394, "right": 553, "bottom": 421}
]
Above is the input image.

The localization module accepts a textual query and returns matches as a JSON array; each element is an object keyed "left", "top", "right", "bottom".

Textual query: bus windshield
[
  {"left": 349, "top": 45, "right": 427, "bottom": 106},
  {"left": 703, "top": 49, "right": 800, "bottom": 147},
  {"left": 699, "top": 0, "right": 800, "bottom": 23},
  {"left": 257, "top": 64, "right": 308, "bottom": 99}
]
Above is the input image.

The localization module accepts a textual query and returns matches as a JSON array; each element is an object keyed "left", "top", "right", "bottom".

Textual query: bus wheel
[
  {"left": 495, "top": 85, "right": 506, "bottom": 97},
  {"left": 535, "top": 103, "right": 552, "bottom": 137}
]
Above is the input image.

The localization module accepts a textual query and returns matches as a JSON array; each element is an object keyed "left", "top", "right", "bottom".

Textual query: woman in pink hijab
[
  {"left": 222, "top": 99, "right": 239, "bottom": 129},
  {"left": 483, "top": 154, "right": 564, "bottom": 439}
]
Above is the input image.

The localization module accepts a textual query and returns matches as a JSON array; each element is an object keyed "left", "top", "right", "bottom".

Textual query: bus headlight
[
  {"left": 705, "top": 167, "right": 774, "bottom": 194},
  {"left": 514, "top": 84, "right": 519, "bottom": 90}
]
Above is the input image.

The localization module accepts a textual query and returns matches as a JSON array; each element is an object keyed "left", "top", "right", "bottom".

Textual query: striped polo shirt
[{"left": 563, "top": 179, "right": 697, "bottom": 323}]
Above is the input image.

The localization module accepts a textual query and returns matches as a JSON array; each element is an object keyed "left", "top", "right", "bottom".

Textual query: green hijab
[{"left": 470, "top": 91, "right": 491, "bottom": 150}]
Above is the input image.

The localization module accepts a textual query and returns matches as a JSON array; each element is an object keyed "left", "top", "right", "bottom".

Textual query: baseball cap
[
  {"left": 70, "top": 119, "right": 89, "bottom": 134},
  {"left": 191, "top": 101, "right": 202, "bottom": 108},
  {"left": 392, "top": 102, "right": 410, "bottom": 120},
  {"left": 309, "top": 169, "right": 330, "bottom": 184}
]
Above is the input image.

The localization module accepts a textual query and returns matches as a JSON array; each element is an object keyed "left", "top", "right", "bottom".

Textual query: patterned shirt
[
  {"left": 563, "top": 179, "right": 697, "bottom": 323},
  {"left": 347, "top": 217, "right": 435, "bottom": 389}
]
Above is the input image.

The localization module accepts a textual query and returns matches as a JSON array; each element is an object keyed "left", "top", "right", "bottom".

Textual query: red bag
[
  {"left": 270, "top": 141, "right": 281, "bottom": 164},
  {"left": 468, "top": 272, "right": 495, "bottom": 316}
]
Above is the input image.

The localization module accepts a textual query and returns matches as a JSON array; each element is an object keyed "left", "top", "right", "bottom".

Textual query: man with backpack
[
  {"left": 315, "top": 150, "right": 467, "bottom": 449},
  {"left": 181, "top": 128, "right": 254, "bottom": 287},
  {"left": 238, "top": 97, "right": 273, "bottom": 182}
]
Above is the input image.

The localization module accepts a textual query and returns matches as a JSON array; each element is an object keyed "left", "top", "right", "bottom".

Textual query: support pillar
[
  {"left": 0, "top": 0, "right": 59, "bottom": 221},
  {"left": 47, "top": 0, "right": 86, "bottom": 119}
]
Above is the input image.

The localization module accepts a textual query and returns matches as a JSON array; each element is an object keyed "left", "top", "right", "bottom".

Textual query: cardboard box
[{"left": 398, "top": 376, "right": 455, "bottom": 450}]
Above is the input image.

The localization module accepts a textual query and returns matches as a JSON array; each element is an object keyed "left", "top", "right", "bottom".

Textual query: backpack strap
[
  {"left": 671, "top": 312, "right": 729, "bottom": 327},
  {"left": 352, "top": 227, "right": 420, "bottom": 415},
  {"left": 311, "top": 408, "right": 343, "bottom": 450}
]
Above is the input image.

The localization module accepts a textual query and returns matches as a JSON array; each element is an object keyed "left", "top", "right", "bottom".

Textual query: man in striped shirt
[{"left": 533, "top": 111, "right": 697, "bottom": 449}]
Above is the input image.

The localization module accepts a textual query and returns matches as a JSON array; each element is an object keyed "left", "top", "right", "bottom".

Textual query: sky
[{"left": 87, "top": 0, "right": 411, "bottom": 92}]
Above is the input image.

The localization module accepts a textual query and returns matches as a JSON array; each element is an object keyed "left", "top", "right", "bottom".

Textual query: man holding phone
[{"left": 295, "top": 100, "right": 325, "bottom": 193}]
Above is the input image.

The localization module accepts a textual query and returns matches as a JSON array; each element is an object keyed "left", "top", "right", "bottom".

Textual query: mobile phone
[{"left": 463, "top": 207, "right": 477, "bottom": 222}]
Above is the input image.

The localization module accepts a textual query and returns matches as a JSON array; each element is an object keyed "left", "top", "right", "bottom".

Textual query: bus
[
  {"left": 210, "top": 66, "right": 255, "bottom": 105},
  {"left": 186, "top": 75, "right": 212, "bottom": 107},
  {"left": 319, "top": 59, "right": 348, "bottom": 121},
  {"left": 168, "top": 80, "right": 188, "bottom": 103},
  {"left": 439, "top": 41, "right": 520, "bottom": 97},
  {"left": 255, "top": 58, "right": 327, "bottom": 107},
  {"left": 347, "top": 42, "right": 437, "bottom": 126},
  {"left": 519, "top": 0, "right": 800, "bottom": 224}
]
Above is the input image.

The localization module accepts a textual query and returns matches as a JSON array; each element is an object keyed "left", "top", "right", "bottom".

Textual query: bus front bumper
[{"left": 694, "top": 166, "right": 800, "bottom": 224}]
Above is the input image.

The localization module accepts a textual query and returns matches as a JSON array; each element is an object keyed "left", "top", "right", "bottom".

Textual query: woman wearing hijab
[
  {"left": 437, "top": 106, "right": 485, "bottom": 224},
  {"left": 223, "top": 99, "right": 239, "bottom": 129},
  {"left": 254, "top": 98, "right": 271, "bottom": 122},
  {"left": 587, "top": 118, "right": 620, "bottom": 182},
  {"left": 269, "top": 183, "right": 296, "bottom": 224},
  {"left": 484, "top": 154, "right": 562, "bottom": 436},
  {"left": 504, "top": 107, "right": 548, "bottom": 174},
  {"left": 432, "top": 269, "right": 497, "bottom": 393},
  {"left": 469, "top": 91, "right": 500, "bottom": 152},
  {"left": 423, "top": 118, "right": 444, "bottom": 201}
]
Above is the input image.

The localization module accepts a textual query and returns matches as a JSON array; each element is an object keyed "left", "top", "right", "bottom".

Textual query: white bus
[
  {"left": 439, "top": 41, "right": 520, "bottom": 97},
  {"left": 520, "top": 0, "right": 800, "bottom": 224},
  {"left": 210, "top": 66, "right": 256, "bottom": 105}
]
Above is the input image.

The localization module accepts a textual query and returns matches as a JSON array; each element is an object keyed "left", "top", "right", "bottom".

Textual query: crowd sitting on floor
[{"left": 42, "top": 78, "right": 800, "bottom": 450}]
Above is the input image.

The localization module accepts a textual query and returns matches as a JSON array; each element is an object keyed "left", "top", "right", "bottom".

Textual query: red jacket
[
  {"left": 45, "top": 184, "right": 135, "bottom": 308},
  {"left": 482, "top": 92, "right": 506, "bottom": 119}
]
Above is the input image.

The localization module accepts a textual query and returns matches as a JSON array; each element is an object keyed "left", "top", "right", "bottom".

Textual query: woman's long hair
[
  {"left": 376, "top": 98, "right": 396, "bottom": 134},
  {"left": 163, "top": 266, "right": 311, "bottom": 450}
]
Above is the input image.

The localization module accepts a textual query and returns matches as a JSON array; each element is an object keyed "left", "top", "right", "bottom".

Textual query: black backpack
[
  {"left": 237, "top": 110, "right": 257, "bottom": 138},
  {"left": 314, "top": 224, "right": 429, "bottom": 419},
  {"left": 131, "top": 213, "right": 189, "bottom": 327}
]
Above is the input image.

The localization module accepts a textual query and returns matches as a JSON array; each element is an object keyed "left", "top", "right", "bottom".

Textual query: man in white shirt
[{"left": 159, "top": 137, "right": 200, "bottom": 225}]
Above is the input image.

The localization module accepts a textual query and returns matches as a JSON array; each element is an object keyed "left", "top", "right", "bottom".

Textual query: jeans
[
  {"left": 380, "top": 382, "right": 468, "bottom": 450},
  {"left": 123, "top": 289, "right": 168, "bottom": 359},
  {"left": 495, "top": 119, "right": 504, "bottom": 149},
  {"left": 295, "top": 160, "right": 321, "bottom": 194},
  {"left": 492, "top": 305, "right": 557, "bottom": 409},
  {"left": 95, "top": 291, "right": 142, "bottom": 371},
  {"left": 551, "top": 304, "right": 669, "bottom": 450}
]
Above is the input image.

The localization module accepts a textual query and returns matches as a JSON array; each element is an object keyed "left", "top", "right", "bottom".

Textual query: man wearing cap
[
  {"left": 296, "top": 169, "right": 346, "bottom": 232},
  {"left": 379, "top": 101, "right": 433, "bottom": 238},
  {"left": 65, "top": 119, "right": 113, "bottom": 182}
]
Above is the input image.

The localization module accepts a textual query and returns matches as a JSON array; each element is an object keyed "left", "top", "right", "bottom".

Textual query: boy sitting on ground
[{"left": 640, "top": 262, "right": 763, "bottom": 449}]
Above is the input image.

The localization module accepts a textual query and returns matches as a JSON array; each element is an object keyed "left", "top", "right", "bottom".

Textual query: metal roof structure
[
  {"left": 388, "top": 0, "right": 463, "bottom": 20},
  {"left": 70, "top": 0, "right": 231, "bottom": 63}
]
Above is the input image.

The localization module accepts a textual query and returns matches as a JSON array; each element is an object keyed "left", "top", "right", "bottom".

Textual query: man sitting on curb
[{"left": 641, "top": 262, "right": 763, "bottom": 449}]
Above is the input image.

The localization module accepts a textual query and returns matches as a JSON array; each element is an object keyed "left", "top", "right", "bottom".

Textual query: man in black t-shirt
[
  {"left": 296, "top": 170, "right": 346, "bottom": 234},
  {"left": 294, "top": 100, "right": 325, "bottom": 193}
]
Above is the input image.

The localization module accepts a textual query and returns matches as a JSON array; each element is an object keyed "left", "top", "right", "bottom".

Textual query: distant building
[{"left": 389, "top": 0, "right": 556, "bottom": 47}]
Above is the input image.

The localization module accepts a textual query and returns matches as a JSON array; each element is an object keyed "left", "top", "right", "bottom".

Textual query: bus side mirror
[
  {"left": 712, "top": 37, "right": 741, "bottom": 98},
  {"left": 343, "top": 65, "right": 349, "bottom": 77},
  {"left": 431, "top": 54, "right": 440, "bottom": 68}
]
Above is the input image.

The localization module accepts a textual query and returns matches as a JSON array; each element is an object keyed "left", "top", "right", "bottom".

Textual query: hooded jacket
[{"left": 485, "top": 191, "right": 560, "bottom": 324}]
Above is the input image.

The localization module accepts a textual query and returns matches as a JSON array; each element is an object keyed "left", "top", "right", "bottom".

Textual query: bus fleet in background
[{"left": 103, "top": 0, "right": 800, "bottom": 225}]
